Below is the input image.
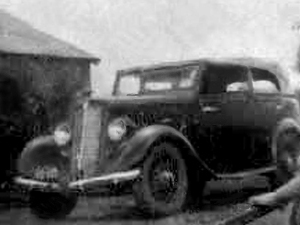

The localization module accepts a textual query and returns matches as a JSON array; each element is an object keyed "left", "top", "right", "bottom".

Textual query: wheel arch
[
  {"left": 271, "top": 118, "right": 300, "bottom": 163},
  {"left": 131, "top": 126, "right": 216, "bottom": 180},
  {"left": 17, "top": 136, "right": 70, "bottom": 178},
  {"left": 270, "top": 117, "right": 300, "bottom": 184},
  {"left": 109, "top": 125, "right": 216, "bottom": 180}
]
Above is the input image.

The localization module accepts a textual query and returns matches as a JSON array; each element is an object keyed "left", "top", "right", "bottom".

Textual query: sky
[{"left": 0, "top": 0, "right": 300, "bottom": 96}]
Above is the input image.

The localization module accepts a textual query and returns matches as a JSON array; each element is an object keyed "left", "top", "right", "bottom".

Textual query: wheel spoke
[{"left": 149, "top": 152, "right": 180, "bottom": 203}]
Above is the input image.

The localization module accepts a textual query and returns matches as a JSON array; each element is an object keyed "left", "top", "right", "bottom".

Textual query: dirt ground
[{"left": 0, "top": 176, "right": 294, "bottom": 225}]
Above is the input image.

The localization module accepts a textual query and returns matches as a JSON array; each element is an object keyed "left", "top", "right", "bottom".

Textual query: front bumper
[{"left": 14, "top": 169, "right": 141, "bottom": 194}]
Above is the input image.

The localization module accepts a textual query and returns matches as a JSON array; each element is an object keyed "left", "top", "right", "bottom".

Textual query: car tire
[
  {"left": 271, "top": 119, "right": 300, "bottom": 187},
  {"left": 289, "top": 197, "right": 300, "bottom": 225},
  {"left": 186, "top": 171, "right": 206, "bottom": 210},
  {"left": 28, "top": 159, "right": 78, "bottom": 219},
  {"left": 30, "top": 190, "right": 77, "bottom": 219},
  {"left": 18, "top": 143, "right": 77, "bottom": 219},
  {"left": 133, "top": 142, "right": 189, "bottom": 217}
]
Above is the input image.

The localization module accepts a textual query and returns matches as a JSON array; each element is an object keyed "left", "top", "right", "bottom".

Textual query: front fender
[
  {"left": 108, "top": 125, "right": 216, "bottom": 178},
  {"left": 17, "top": 136, "right": 70, "bottom": 178}
]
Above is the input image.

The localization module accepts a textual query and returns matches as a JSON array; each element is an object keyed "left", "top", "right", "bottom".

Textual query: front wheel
[
  {"left": 23, "top": 152, "right": 77, "bottom": 219},
  {"left": 133, "top": 142, "right": 189, "bottom": 217},
  {"left": 29, "top": 190, "right": 78, "bottom": 219}
]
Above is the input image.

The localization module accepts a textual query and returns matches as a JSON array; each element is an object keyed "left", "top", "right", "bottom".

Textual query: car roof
[
  {"left": 119, "top": 57, "right": 280, "bottom": 74},
  {"left": 118, "top": 57, "right": 290, "bottom": 90}
]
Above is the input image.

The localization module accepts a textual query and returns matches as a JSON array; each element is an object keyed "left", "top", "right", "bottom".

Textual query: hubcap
[{"left": 153, "top": 170, "right": 176, "bottom": 190}]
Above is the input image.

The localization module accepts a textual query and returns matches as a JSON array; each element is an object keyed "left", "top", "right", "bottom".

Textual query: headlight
[
  {"left": 108, "top": 118, "right": 127, "bottom": 141},
  {"left": 54, "top": 123, "right": 71, "bottom": 146}
]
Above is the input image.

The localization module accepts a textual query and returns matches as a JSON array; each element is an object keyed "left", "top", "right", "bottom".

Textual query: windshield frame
[{"left": 113, "top": 66, "right": 200, "bottom": 96}]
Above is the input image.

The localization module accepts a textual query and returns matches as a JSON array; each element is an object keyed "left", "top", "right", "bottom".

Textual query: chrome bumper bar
[{"left": 14, "top": 169, "right": 140, "bottom": 192}]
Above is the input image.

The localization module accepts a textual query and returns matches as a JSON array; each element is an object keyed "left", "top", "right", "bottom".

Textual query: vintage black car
[{"left": 16, "top": 57, "right": 300, "bottom": 218}]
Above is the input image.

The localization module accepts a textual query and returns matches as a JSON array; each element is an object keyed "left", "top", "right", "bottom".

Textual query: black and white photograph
[{"left": 2, "top": 1, "right": 300, "bottom": 225}]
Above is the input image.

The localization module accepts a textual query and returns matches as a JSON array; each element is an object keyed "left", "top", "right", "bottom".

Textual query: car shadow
[
  {"left": 198, "top": 186, "right": 267, "bottom": 211},
  {"left": 195, "top": 176, "right": 270, "bottom": 211},
  {"left": 70, "top": 206, "right": 152, "bottom": 222},
  {"left": 0, "top": 175, "right": 270, "bottom": 222},
  {"left": 64, "top": 176, "right": 271, "bottom": 222}
]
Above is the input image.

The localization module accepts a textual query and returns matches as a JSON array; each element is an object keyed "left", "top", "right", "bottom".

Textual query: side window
[
  {"left": 251, "top": 68, "right": 280, "bottom": 94},
  {"left": 200, "top": 65, "right": 249, "bottom": 94}
]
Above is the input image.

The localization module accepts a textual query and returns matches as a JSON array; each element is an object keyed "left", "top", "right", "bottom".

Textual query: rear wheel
[
  {"left": 290, "top": 198, "right": 300, "bottom": 225},
  {"left": 133, "top": 142, "right": 189, "bottom": 216},
  {"left": 271, "top": 120, "right": 300, "bottom": 188}
]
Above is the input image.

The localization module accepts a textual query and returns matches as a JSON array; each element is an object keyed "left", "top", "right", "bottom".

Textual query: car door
[
  {"left": 247, "top": 67, "right": 282, "bottom": 167},
  {"left": 199, "top": 65, "right": 252, "bottom": 127},
  {"left": 198, "top": 64, "right": 253, "bottom": 172},
  {"left": 249, "top": 68, "right": 282, "bottom": 130}
]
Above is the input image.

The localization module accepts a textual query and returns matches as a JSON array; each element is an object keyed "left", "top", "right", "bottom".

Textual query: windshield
[
  {"left": 117, "top": 74, "right": 141, "bottom": 95},
  {"left": 115, "top": 67, "right": 198, "bottom": 95}
]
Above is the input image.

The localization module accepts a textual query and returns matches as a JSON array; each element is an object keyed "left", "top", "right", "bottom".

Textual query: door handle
[{"left": 202, "top": 106, "right": 220, "bottom": 113}]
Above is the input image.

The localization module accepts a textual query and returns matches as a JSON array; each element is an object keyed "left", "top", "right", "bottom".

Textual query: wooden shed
[{"left": 0, "top": 10, "right": 100, "bottom": 139}]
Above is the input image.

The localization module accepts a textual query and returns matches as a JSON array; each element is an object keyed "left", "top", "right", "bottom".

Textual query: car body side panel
[
  {"left": 199, "top": 92, "right": 255, "bottom": 128},
  {"left": 250, "top": 92, "right": 300, "bottom": 131},
  {"left": 249, "top": 93, "right": 281, "bottom": 130}
]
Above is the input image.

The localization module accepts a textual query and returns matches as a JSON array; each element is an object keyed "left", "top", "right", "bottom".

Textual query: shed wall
[{"left": 0, "top": 54, "right": 91, "bottom": 132}]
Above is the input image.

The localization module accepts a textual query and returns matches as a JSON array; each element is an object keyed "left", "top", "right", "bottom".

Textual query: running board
[{"left": 216, "top": 166, "right": 276, "bottom": 180}]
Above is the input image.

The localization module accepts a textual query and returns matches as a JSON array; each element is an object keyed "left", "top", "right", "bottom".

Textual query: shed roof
[{"left": 0, "top": 10, "right": 99, "bottom": 62}]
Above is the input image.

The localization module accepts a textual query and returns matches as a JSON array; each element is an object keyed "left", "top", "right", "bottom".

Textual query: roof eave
[{"left": 0, "top": 51, "right": 101, "bottom": 64}]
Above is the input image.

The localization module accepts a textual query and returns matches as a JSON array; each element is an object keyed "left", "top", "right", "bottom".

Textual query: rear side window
[
  {"left": 251, "top": 68, "right": 280, "bottom": 93},
  {"left": 200, "top": 64, "right": 249, "bottom": 94}
]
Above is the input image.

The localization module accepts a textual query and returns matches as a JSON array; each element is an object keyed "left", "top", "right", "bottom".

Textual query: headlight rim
[
  {"left": 107, "top": 117, "right": 127, "bottom": 141},
  {"left": 53, "top": 123, "right": 72, "bottom": 146}
]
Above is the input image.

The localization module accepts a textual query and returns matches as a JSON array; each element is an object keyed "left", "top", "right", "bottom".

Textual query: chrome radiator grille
[
  {"left": 70, "top": 105, "right": 84, "bottom": 180},
  {"left": 71, "top": 102, "right": 103, "bottom": 179}
]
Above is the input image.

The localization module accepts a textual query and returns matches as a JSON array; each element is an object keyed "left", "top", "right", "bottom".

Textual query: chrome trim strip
[
  {"left": 69, "top": 169, "right": 140, "bottom": 188},
  {"left": 14, "top": 169, "right": 140, "bottom": 191}
]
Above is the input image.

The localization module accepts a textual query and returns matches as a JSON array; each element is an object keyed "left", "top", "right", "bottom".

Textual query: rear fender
[
  {"left": 271, "top": 118, "right": 300, "bottom": 183},
  {"left": 109, "top": 125, "right": 216, "bottom": 178},
  {"left": 271, "top": 118, "right": 300, "bottom": 162}
]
